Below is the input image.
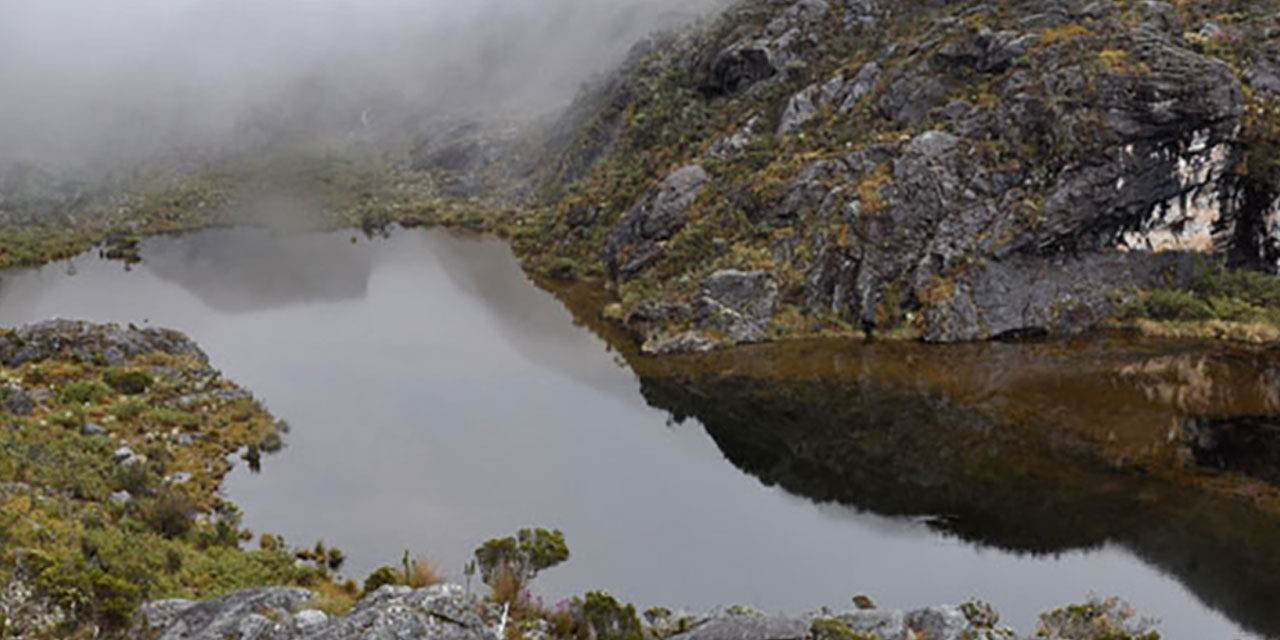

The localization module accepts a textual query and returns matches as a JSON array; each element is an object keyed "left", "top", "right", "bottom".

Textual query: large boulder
[
  {"left": 133, "top": 585, "right": 496, "bottom": 640},
  {"left": 606, "top": 165, "right": 709, "bottom": 280}
]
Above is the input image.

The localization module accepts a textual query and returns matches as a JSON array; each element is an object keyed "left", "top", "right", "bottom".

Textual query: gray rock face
[
  {"left": 696, "top": 270, "right": 778, "bottom": 343},
  {"left": 133, "top": 585, "right": 496, "bottom": 640},
  {"left": 799, "top": 28, "right": 1245, "bottom": 340},
  {"left": 607, "top": 165, "right": 709, "bottom": 280},
  {"left": 777, "top": 64, "right": 881, "bottom": 136},
  {"left": 543, "top": 0, "right": 1277, "bottom": 346},
  {"left": 0, "top": 320, "right": 207, "bottom": 368}
]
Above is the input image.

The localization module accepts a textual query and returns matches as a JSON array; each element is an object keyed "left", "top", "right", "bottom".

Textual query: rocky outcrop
[
  {"left": 132, "top": 584, "right": 1025, "bottom": 640},
  {"left": 606, "top": 165, "right": 709, "bottom": 280},
  {"left": 529, "top": 0, "right": 1280, "bottom": 350},
  {"left": 0, "top": 320, "right": 208, "bottom": 367},
  {"left": 695, "top": 270, "right": 778, "bottom": 343},
  {"left": 133, "top": 585, "right": 495, "bottom": 640}
]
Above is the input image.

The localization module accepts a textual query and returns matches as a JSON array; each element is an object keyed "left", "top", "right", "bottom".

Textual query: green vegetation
[
  {"left": 0, "top": 347, "right": 356, "bottom": 637},
  {"left": 474, "top": 527, "right": 570, "bottom": 602},
  {"left": 1115, "top": 264, "right": 1280, "bottom": 342},
  {"left": 1036, "top": 597, "right": 1160, "bottom": 640}
]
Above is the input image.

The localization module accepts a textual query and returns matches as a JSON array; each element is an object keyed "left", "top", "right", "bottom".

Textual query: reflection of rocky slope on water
[
  {"left": 140, "top": 227, "right": 373, "bottom": 314},
  {"left": 609, "top": 337, "right": 1280, "bottom": 638}
]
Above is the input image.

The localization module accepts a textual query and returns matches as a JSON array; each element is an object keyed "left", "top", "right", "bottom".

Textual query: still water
[{"left": 0, "top": 227, "right": 1271, "bottom": 640}]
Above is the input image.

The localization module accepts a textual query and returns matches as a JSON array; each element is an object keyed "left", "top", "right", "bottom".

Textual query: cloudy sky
[{"left": 0, "top": 0, "right": 717, "bottom": 172}]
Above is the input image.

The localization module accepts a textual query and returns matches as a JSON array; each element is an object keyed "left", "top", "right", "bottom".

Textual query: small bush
[
  {"left": 405, "top": 556, "right": 442, "bottom": 589},
  {"left": 142, "top": 489, "right": 198, "bottom": 539},
  {"left": 112, "top": 398, "right": 148, "bottom": 422},
  {"left": 574, "top": 591, "right": 643, "bottom": 640},
  {"left": 363, "top": 566, "right": 400, "bottom": 593},
  {"left": 103, "top": 369, "right": 153, "bottom": 395},
  {"left": 474, "top": 528, "right": 569, "bottom": 588},
  {"left": 1037, "top": 597, "right": 1160, "bottom": 640},
  {"left": 59, "top": 380, "right": 113, "bottom": 405}
]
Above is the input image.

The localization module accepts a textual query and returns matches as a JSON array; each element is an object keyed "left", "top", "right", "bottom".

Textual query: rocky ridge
[
  {"left": 130, "top": 583, "right": 1108, "bottom": 640},
  {"left": 416, "top": 0, "right": 1280, "bottom": 352}
]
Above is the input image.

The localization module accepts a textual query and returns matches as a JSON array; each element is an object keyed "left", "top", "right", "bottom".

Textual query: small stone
[
  {"left": 2, "top": 386, "right": 35, "bottom": 416},
  {"left": 293, "top": 609, "right": 328, "bottom": 631},
  {"left": 82, "top": 423, "right": 108, "bottom": 437},
  {"left": 168, "top": 472, "right": 193, "bottom": 485},
  {"left": 109, "top": 490, "right": 131, "bottom": 506}
]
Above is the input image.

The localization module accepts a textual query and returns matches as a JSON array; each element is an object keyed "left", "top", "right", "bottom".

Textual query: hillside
[{"left": 424, "top": 0, "right": 1280, "bottom": 352}]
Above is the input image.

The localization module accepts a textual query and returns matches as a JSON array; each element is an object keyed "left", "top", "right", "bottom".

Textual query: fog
[{"left": 0, "top": 0, "right": 718, "bottom": 176}]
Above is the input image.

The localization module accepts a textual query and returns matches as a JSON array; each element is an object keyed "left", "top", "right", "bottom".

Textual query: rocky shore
[{"left": 130, "top": 583, "right": 1161, "bottom": 640}]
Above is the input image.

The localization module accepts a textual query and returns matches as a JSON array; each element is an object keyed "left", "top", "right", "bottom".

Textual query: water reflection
[
  {"left": 142, "top": 228, "right": 374, "bottom": 313},
  {"left": 0, "top": 228, "right": 1272, "bottom": 640}
]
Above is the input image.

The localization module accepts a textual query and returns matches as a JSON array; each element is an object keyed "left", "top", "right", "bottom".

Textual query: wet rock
[{"left": 606, "top": 165, "right": 709, "bottom": 280}]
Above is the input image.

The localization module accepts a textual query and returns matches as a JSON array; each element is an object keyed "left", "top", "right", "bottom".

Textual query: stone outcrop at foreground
[{"left": 131, "top": 584, "right": 1043, "bottom": 640}]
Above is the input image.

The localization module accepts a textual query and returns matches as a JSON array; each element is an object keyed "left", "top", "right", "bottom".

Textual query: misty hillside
[{"left": 463, "top": 0, "right": 1280, "bottom": 352}]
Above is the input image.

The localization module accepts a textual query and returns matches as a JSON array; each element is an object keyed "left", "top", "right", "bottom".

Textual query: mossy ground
[{"left": 0, "top": 350, "right": 357, "bottom": 637}]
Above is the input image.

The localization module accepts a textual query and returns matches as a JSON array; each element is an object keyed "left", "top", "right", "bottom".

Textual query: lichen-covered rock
[{"left": 132, "top": 585, "right": 496, "bottom": 640}]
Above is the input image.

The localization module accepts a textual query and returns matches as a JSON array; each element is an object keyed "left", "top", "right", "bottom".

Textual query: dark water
[{"left": 0, "top": 227, "right": 1274, "bottom": 640}]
